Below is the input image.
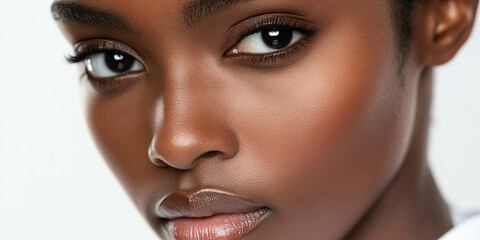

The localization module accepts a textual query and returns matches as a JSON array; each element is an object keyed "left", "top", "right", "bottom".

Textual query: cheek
[
  {"left": 227, "top": 16, "right": 417, "bottom": 238},
  {"left": 84, "top": 86, "right": 159, "bottom": 206}
]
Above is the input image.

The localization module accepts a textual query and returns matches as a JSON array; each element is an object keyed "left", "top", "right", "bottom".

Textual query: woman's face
[{"left": 55, "top": 0, "right": 421, "bottom": 238}]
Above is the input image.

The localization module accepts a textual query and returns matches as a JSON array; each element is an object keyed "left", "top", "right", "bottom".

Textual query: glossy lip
[{"left": 156, "top": 189, "right": 271, "bottom": 239}]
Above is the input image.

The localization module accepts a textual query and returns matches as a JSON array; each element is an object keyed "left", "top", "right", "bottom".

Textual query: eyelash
[
  {"left": 66, "top": 42, "right": 110, "bottom": 64},
  {"left": 66, "top": 42, "right": 133, "bottom": 91},
  {"left": 226, "top": 15, "right": 318, "bottom": 64},
  {"left": 65, "top": 15, "right": 318, "bottom": 90}
]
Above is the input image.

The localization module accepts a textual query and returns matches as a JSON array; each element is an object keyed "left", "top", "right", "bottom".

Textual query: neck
[{"left": 345, "top": 67, "right": 453, "bottom": 240}]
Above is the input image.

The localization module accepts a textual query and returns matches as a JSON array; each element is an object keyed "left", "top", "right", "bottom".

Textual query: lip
[{"left": 156, "top": 189, "right": 271, "bottom": 239}]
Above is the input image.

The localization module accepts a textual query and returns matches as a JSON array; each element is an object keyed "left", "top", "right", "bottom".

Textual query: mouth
[{"left": 156, "top": 189, "right": 271, "bottom": 240}]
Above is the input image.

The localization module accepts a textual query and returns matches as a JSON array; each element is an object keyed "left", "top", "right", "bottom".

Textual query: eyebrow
[
  {"left": 51, "top": 0, "right": 251, "bottom": 31},
  {"left": 50, "top": 1, "right": 133, "bottom": 32},
  {"left": 182, "top": 0, "right": 251, "bottom": 27}
]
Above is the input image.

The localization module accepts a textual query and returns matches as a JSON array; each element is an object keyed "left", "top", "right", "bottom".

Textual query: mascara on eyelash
[
  {"left": 231, "top": 15, "right": 318, "bottom": 46},
  {"left": 65, "top": 15, "right": 318, "bottom": 67},
  {"left": 65, "top": 42, "right": 120, "bottom": 64},
  {"left": 231, "top": 36, "right": 313, "bottom": 65},
  {"left": 224, "top": 15, "right": 318, "bottom": 65}
]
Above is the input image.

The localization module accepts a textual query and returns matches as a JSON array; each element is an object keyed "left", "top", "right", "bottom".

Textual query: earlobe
[{"left": 418, "top": 0, "right": 478, "bottom": 65}]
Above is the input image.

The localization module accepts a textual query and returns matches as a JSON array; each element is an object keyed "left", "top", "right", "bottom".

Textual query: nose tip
[
  {"left": 148, "top": 128, "right": 238, "bottom": 170},
  {"left": 148, "top": 132, "right": 201, "bottom": 169}
]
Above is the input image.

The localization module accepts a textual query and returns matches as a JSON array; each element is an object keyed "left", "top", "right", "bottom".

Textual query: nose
[
  {"left": 148, "top": 71, "right": 239, "bottom": 170},
  {"left": 148, "top": 121, "right": 239, "bottom": 170}
]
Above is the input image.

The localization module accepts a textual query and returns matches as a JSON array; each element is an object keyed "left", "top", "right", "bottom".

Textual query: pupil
[
  {"left": 261, "top": 28, "right": 293, "bottom": 49},
  {"left": 105, "top": 52, "right": 134, "bottom": 73}
]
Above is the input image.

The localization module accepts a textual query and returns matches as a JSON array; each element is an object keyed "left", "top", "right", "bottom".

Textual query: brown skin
[{"left": 54, "top": 0, "right": 478, "bottom": 239}]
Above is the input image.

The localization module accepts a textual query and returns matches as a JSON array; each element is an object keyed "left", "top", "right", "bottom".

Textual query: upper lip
[{"left": 156, "top": 189, "right": 264, "bottom": 219}]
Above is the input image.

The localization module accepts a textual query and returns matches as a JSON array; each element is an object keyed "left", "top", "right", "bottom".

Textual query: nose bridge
[
  {"left": 161, "top": 57, "right": 218, "bottom": 129},
  {"left": 148, "top": 59, "right": 237, "bottom": 170}
]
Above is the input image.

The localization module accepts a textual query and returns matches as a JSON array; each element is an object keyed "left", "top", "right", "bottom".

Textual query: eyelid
[
  {"left": 85, "top": 52, "right": 145, "bottom": 78},
  {"left": 226, "top": 38, "right": 313, "bottom": 67},
  {"left": 222, "top": 13, "right": 318, "bottom": 67},
  {"left": 223, "top": 13, "right": 317, "bottom": 55},
  {"left": 225, "top": 30, "right": 304, "bottom": 56},
  {"left": 66, "top": 39, "right": 147, "bottom": 94},
  {"left": 68, "top": 39, "right": 147, "bottom": 70}
]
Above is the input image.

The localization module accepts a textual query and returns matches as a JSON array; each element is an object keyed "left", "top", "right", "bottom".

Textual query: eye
[
  {"left": 85, "top": 52, "right": 144, "bottom": 78},
  {"left": 228, "top": 28, "right": 303, "bottom": 55}
]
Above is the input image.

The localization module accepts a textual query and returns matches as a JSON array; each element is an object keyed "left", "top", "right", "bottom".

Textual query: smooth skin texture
[{"left": 53, "top": 0, "right": 478, "bottom": 239}]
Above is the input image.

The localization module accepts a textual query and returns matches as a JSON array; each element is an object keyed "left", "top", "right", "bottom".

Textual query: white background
[{"left": 0, "top": 0, "right": 479, "bottom": 239}]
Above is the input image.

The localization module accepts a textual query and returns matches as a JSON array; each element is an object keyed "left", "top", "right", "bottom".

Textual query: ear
[{"left": 414, "top": 0, "right": 478, "bottom": 65}]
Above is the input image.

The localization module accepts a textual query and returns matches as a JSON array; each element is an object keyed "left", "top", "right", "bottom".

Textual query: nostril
[
  {"left": 149, "top": 150, "right": 224, "bottom": 169},
  {"left": 196, "top": 150, "right": 223, "bottom": 160},
  {"left": 201, "top": 150, "right": 221, "bottom": 158},
  {"left": 151, "top": 157, "right": 169, "bottom": 168}
]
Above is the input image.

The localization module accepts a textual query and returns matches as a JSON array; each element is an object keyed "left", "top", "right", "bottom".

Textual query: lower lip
[{"left": 163, "top": 208, "right": 270, "bottom": 240}]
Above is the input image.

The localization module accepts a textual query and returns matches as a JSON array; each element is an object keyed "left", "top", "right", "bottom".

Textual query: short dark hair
[
  {"left": 392, "top": 0, "right": 423, "bottom": 82},
  {"left": 394, "top": 0, "right": 419, "bottom": 54}
]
